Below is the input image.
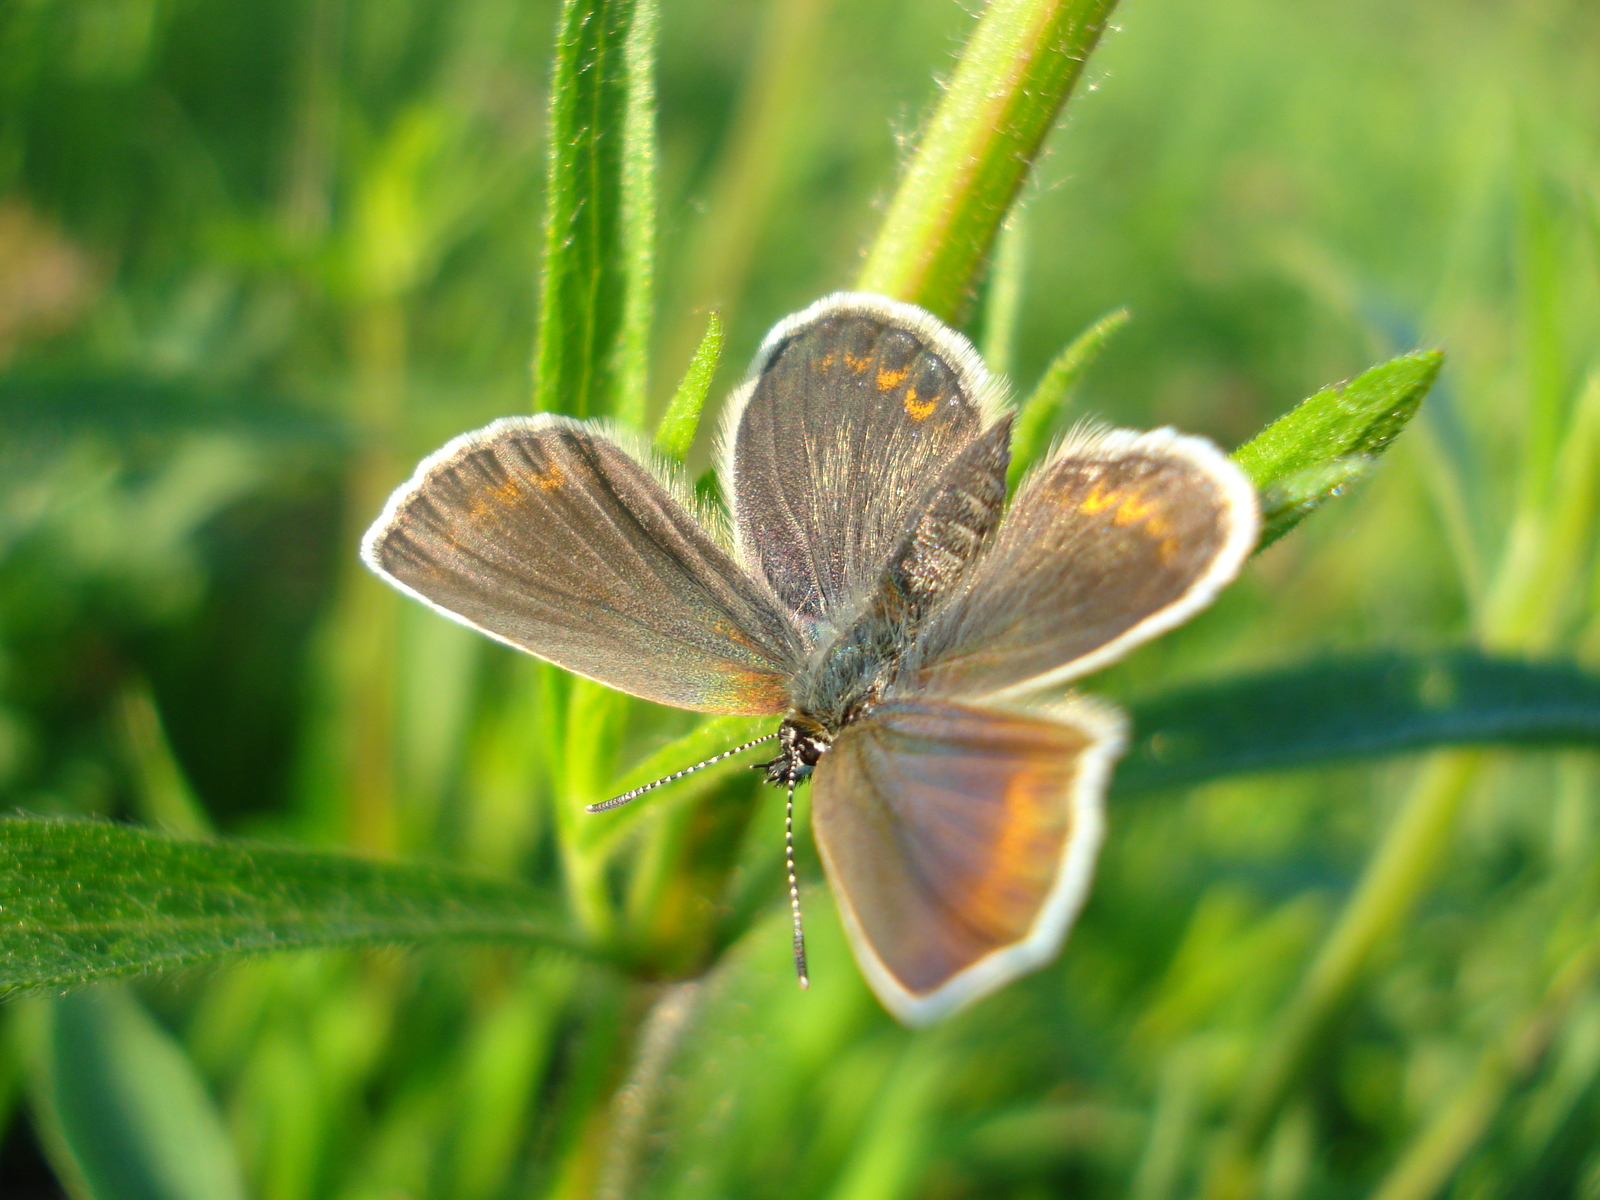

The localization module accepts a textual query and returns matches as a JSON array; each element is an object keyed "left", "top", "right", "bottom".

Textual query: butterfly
[{"left": 362, "top": 293, "right": 1260, "bottom": 1025}]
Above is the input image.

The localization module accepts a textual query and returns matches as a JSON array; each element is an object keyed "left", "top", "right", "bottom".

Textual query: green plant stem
[
  {"left": 534, "top": 0, "right": 645, "bottom": 421},
  {"left": 1481, "top": 371, "right": 1600, "bottom": 652},
  {"left": 337, "top": 299, "right": 406, "bottom": 855},
  {"left": 856, "top": 0, "right": 1118, "bottom": 320},
  {"left": 1200, "top": 751, "right": 1484, "bottom": 1200}
]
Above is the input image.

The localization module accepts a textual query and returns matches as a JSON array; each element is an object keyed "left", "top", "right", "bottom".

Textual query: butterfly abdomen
[{"left": 881, "top": 415, "right": 1012, "bottom": 621}]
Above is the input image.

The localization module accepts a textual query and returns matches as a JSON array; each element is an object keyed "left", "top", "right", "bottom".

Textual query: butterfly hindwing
[
  {"left": 363, "top": 416, "right": 803, "bottom": 714},
  {"left": 724, "top": 293, "right": 1000, "bottom": 634},
  {"left": 810, "top": 695, "right": 1126, "bottom": 1024},
  {"left": 909, "top": 426, "right": 1260, "bottom": 700}
]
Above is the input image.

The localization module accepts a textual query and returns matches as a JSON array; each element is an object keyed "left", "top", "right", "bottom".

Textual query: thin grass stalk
[
  {"left": 614, "top": 0, "right": 659, "bottom": 430},
  {"left": 335, "top": 299, "right": 408, "bottom": 855}
]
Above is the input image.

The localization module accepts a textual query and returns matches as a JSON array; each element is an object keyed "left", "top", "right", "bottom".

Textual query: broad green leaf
[
  {"left": 1233, "top": 351, "right": 1443, "bottom": 549},
  {"left": 21, "top": 984, "right": 246, "bottom": 1200},
  {"left": 857, "top": 0, "right": 1119, "bottom": 319},
  {"left": 0, "top": 819, "right": 586, "bottom": 994},
  {"left": 1008, "top": 306, "right": 1129, "bottom": 490},
  {"left": 533, "top": 0, "right": 654, "bottom": 422},
  {"left": 1115, "top": 650, "right": 1600, "bottom": 797},
  {"left": 653, "top": 311, "right": 724, "bottom": 463},
  {"left": 0, "top": 370, "right": 343, "bottom": 445}
]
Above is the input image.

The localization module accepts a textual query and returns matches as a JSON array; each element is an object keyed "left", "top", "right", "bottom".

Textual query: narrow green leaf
[
  {"left": 115, "top": 682, "right": 213, "bottom": 838},
  {"left": 1115, "top": 650, "right": 1600, "bottom": 798},
  {"left": 1233, "top": 351, "right": 1443, "bottom": 549},
  {"left": 533, "top": 0, "right": 649, "bottom": 421},
  {"left": 653, "top": 312, "right": 724, "bottom": 463},
  {"left": 1007, "top": 306, "right": 1129, "bottom": 490},
  {"left": 21, "top": 984, "right": 246, "bottom": 1200},
  {"left": 579, "top": 714, "right": 771, "bottom": 856},
  {"left": 857, "top": 0, "right": 1119, "bottom": 319},
  {"left": 0, "top": 819, "right": 585, "bottom": 994},
  {"left": 980, "top": 210, "right": 1028, "bottom": 380}
]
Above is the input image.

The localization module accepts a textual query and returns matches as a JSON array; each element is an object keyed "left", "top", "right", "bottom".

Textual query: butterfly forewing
[
  {"left": 725, "top": 294, "right": 998, "bottom": 633},
  {"left": 908, "top": 427, "right": 1260, "bottom": 700},
  {"left": 811, "top": 696, "right": 1126, "bottom": 1024},
  {"left": 363, "top": 416, "right": 802, "bottom": 714}
]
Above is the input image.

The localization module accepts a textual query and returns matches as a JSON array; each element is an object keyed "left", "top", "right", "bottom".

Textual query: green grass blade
[
  {"left": 1233, "top": 351, "right": 1443, "bottom": 549},
  {"left": 20, "top": 984, "right": 247, "bottom": 1200},
  {"left": 533, "top": 0, "right": 647, "bottom": 421},
  {"left": 1115, "top": 650, "right": 1600, "bottom": 797},
  {"left": 1007, "top": 306, "right": 1129, "bottom": 490},
  {"left": 579, "top": 714, "right": 771, "bottom": 856},
  {"left": 653, "top": 312, "right": 723, "bottom": 462},
  {"left": 980, "top": 210, "right": 1028, "bottom": 380},
  {"left": 615, "top": 0, "right": 659, "bottom": 429},
  {"left": 856, "top": 0, "right": 1119, "bottom": 319},
  {"left": 0, "top": 820, "right": 586, "bottom": 993}
]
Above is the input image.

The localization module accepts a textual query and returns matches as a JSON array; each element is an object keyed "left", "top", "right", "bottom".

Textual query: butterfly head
[{"left": 758, "top": 714, "right": 832, "bottom": 786}]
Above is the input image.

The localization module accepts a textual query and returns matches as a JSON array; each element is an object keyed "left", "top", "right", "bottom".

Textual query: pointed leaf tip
[{"left": 1234, "top": 350, "right": 1443, "bottom": 548}]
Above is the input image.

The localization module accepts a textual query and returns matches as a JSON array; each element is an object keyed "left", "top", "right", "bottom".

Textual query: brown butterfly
[{"left": 362, "top": 294, "right": 1259, "bottom": 1024}]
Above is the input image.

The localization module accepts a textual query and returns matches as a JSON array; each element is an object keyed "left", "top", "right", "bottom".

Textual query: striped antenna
[
  {"left": 786, "top": 767, "right": 809, "bottom": 988},
  {"left": 586, "top": 732, "right": 778, "bottom": 813}
]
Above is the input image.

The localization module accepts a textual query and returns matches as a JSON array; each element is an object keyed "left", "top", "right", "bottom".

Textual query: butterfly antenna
[
  {"left": 786, "top": 767, "right": 810, "bottom": 989},
  {"left": 586, "top": 732, "right": 778, "bottom": 813}
]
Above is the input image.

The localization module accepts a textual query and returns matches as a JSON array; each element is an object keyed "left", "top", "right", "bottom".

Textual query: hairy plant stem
[{"left": 856, "top": 0, "right": 1118, "bottom": 320}]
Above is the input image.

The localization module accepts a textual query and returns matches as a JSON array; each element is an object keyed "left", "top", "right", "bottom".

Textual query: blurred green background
[{"left": 2, "top": 0, "right": 1600, "bottom": 1197}]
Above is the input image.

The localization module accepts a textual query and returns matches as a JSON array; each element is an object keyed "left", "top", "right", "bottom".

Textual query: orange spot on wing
[
  {"left": 1078, "top": 485, "right": 1118, "bottom": 515},
  {"left": 903, "top": 386, "right": 936, "bottom": 421},
  {"left": 1113, "top": 494, "right": 1155, "bottom": 526},
  {"left": 876, "top": 365, "right": 910, "bottom": 391},
  {"left": 490, "top": 477, "right": 524, "bottom": 504},
  {"left": 818, "top": 352, "right": 837, "bottom": 369},
  {"left": 843, "top": 352, "right": 870, "bottom": 372},
  {"left": 963, "top": 761, "right": 1065, "bottom": 942},
  {"left": 529, "top": 465, "right": 563, "bottom": 492}
]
